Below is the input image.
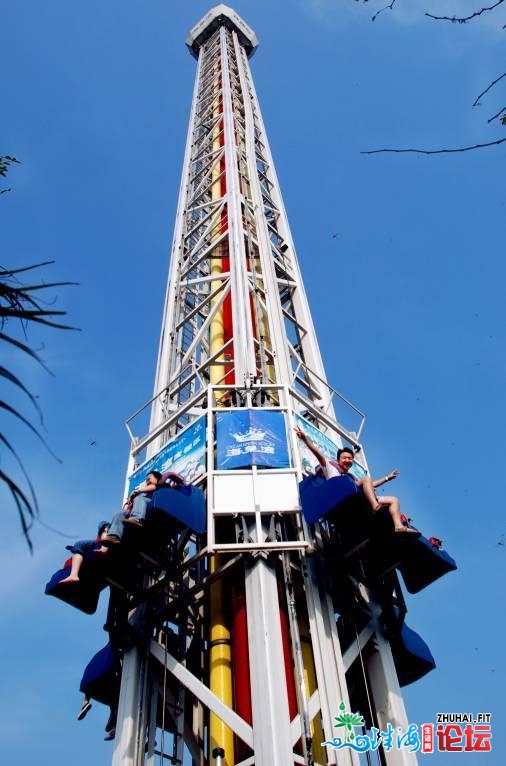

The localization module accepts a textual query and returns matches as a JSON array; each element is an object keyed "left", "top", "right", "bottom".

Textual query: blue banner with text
[
  {"left": 216, "top": 410, "right": 289, "bottom": 469},
  {"left": 128, "top": 416, "right": 206, "bottom": 493}
]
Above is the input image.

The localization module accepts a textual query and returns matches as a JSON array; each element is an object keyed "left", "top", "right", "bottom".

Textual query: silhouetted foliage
[
  {"left": 1, "top": 156, "right": 78, "bottom": 550},
  {"left": 0, "top": 155, "right": 20, "bottom": 195}
]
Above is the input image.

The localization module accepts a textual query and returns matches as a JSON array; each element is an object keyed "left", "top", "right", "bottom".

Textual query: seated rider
[
  {"left": 103, "top": 471, "right": 162, "bottom": 545},
  {"left": 60, "top": 521, "right": 111, "bottom": 584},
  {"left": 295, "top": 427, "right": 417, "bottom": 534}
]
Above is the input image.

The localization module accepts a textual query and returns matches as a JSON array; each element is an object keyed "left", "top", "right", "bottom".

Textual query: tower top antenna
[{"left": 186, "top": 4, "right": 259, "bottom": 59}]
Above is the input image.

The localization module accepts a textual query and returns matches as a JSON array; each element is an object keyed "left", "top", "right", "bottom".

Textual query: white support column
[
  {"left": 367, "top": 636, "right": 419, "bottom": 766},
  {"left": 244, "top": 557, "right": 294, "bottom": 766},
  {"left": 220, "top": 28, "right": 256, "bottom": 384},
  {"left": 235, "top": 34, "right": 291, "bottom": 387},
  {"left": 302, "top": 560, "right": 360, "bottom": 766},
  {"left": 112, "top": 647, "right": 147, "bottom": 766}
]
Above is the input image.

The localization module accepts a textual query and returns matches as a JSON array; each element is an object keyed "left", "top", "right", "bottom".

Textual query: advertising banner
[
  {"left": 128, "top": 416, "right": 206, "bottom": 493},
  {"left": 216, "top": 409, "right": 290, "bottom": 469}
]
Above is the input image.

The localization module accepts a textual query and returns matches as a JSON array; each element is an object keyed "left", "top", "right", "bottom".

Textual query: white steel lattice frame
[{"left": 149, "top": 21, "right": 343, "bottom": 445}]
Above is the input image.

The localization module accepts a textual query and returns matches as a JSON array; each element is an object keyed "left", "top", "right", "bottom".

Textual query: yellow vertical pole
[
  {"left": 300, "top": 614, "right": 326, "bottom": 764},
  {"left": 209, "top": 564, "right": 234, "bottom": 765}
]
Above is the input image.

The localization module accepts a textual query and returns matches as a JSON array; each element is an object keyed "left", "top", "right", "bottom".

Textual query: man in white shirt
[{"left": 295, "top": 427, "right": 417, "bottom": 534}]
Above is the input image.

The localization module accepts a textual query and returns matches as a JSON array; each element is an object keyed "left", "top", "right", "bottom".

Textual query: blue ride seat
[
  {"left": 46, "top": 486, "right": 206, "bottom": 608},
  {"left": 299, "top": 473, "right": 364, "bottom": 525},
  {"left": 80, "top": 643, "right": 120, "bottom": 707},
  {"left": 397, "top": 536, "right": 457, "bottom": 593},
  {"left": 145, "top": 484, "right": 206, "bottom": 536},
  {"left": 299, "top": 472, "right": 386, "bottom": 563},
  {"left": 45, "top": 557, "right": 108, "bottom": 614},
  {"left": 299, "top": 474, "right": 429, "bottom": 580},
  {"left": 299, "top": 475, "right": 457, "bottom": 591},
  {"left": 100, "top": 485, "right": 207, "bottom": 594},
  {"left": 391, "top": 623, "right": 436, "bottom": 686}
]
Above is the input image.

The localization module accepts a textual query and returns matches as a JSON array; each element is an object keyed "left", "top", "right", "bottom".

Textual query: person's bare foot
[
  {"left": 96, "top": 546, "right": 109, "bottom": 554},
  {"left": 60, "top": 575, "right": 80, "bottom": 584}
]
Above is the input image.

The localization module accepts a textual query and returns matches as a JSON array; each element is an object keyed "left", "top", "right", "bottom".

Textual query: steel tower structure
[{"left": 113, "top": 6, "right": 418, "bottom": 766}]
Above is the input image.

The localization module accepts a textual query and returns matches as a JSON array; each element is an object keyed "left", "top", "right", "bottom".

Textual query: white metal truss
[
  {"left": 113, "top": 6, "right": 418, "bottom": 766},
  {"left": 148, "top": 9, "right": 343, "bottom": 443}
]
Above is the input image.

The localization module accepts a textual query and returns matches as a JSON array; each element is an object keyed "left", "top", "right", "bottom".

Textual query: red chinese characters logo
[{"left": 436, "top": 724, "right": 492, "bottom": 752}]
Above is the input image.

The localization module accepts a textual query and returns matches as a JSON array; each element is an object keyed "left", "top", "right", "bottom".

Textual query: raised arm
[
  {"left": 295, "top": 426, "right": 327, "bottom": 468},
  {"left": 130, "top": 474, "right": 159, "bottom": 499},
  {"left": 372, "top": 469, "right": 399, "bottom": 489}
]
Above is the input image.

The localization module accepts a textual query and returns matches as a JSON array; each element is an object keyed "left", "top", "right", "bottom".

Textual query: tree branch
[
  {"left": 426, "top": 0, "right": 505, "bottom": 24},
  {"left": 361, "top": 136, "right": 506, "bottom": 154},
  {"left": 356, "top": 3, "right": 506, "bottom": 151},
  {"left": 488, "top": 106, "right": 506, "bottom": 122},
  {"left": 371, "top": 0, "right": 397, "bottom": 22},
  {"left": 472, "top": 72, "right": 506, "bottom": 107}
]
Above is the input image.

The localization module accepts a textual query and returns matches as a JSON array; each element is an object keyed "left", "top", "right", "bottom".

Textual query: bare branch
[
  {"left": 371, "top": 0, "right": 397, "bottom": 22},
  {"left": 473, "top": 72, "right": 506, "bottom": 107},
  {"left": 426, "top": 0, "right": 505, "bottom": 24},
  {"left": 361, "top": 136, "right": 506, "bottom": 154},
  {"left": 488, "top": 106, "right": 506, "bottom": 122},
  {"left": 356, "top": 3, "right": 506, "bottom": 151}
]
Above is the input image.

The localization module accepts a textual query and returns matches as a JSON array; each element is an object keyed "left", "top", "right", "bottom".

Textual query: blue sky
[{"left": 1, "top": 1, "right": 505, "bottom": 763}]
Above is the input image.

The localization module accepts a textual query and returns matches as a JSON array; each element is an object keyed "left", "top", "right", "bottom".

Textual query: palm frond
[
  {"left": 0, "top": 330, "right": 52, "bottom": 372},
  {"left": 0, "top": 364, "right": 43, "bottom": 421},
  {"left": 0, "top": 468, "right": 35, "bottom": 553},
  {"left": 1, "top": 257, "right": 77, "bottom": 548},
  {"left": 0, "top": 400, "right": 62, "bottom": 461},
  {"left": 0, "top": 306, "right": 79, "bottom": 331},
  {"left": 0, "top": 432, "right": 39, "bottom": 512}
]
